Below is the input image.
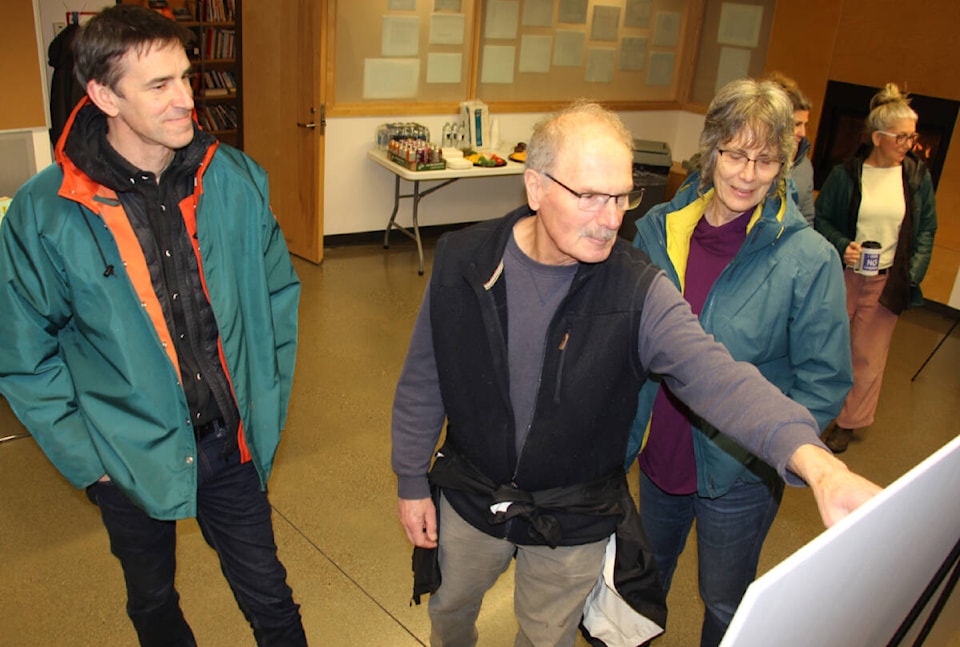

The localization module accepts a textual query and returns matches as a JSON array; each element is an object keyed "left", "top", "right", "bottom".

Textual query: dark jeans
[
  {"left": 86, "top": 423, "right": 307, "bottom": 647},
  {"left": 639, "top": 471, "right": 783, "bottom": 647}
]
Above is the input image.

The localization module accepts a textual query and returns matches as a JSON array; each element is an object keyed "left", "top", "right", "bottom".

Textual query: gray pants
[{"left": 429, "top": 495, "right": 607, "bottom": 647}]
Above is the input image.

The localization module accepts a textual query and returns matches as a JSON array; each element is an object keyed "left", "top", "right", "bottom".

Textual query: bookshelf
[{"left": 166, "top": 0, "right": 243, "bottom": 149}]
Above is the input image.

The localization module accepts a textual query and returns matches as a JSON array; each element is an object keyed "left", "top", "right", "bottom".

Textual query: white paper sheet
[
  {"left": 553, "top": 30, "right": 586, "bottom": 66},
  {"left": 430, "top": 13, "right": 465, "bottom": 45},
  {"left": 591, "top": 5, "right": 621, "bottom": 42},
  {"left": 519, "top": 35, "right": 552, "bottom": 73},
  {"left": 586, "top": 48, "right": 616, "bottom": 83},
  {"left": 717, "top": 3, "right": 764, "bottom": 48},
  {"left": 485, "top": 0, "right": 520, "bottom": 39},
  {"left": 434, "top": 0, "right": 462, "bottom": 11},
  {"left": 624, "top": 0, "right": 652, "bottom": 28},
  {"left": 620, "top": 36, "right": 647, "bottom": 71},
  {"left": 426, "top": 52, "right": 463, "bottom": 83},
  {"left": 388, "top": 0, "right": 417, "bottom": 11},
  {"left": 522, "top": 0, "right": 554, "bottom": 27},
  {"left": 382, "top": 16, "right": 421, "bottom": 57},
  {"left": 646, "top": 51, "right": 674, "bottom": 86},
  {"left": 715, "top": 46, "right": 751, "bottom": 95},
  {"left": 481, "top": 45, "right": 516, "bottom": 83},
  {"left": 363, "top": 58, "right": 421, "bottom": 99},
  {"left": 652, "top": 11, "right": 681, "bottom": 47},
  {"left": 558, "top": 0, "right": 588, "bottom": 24}
]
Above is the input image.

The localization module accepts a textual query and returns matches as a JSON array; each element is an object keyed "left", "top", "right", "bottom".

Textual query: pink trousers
[{"left": 836, "top": 268, "right": 900, "bottom": 429}]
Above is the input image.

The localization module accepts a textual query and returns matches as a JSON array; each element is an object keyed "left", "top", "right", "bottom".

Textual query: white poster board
[{"left": 721, "top": 435, "right": 960, "bottom": 646}]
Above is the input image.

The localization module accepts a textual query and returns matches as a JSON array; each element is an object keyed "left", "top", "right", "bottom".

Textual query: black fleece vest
[{"left": 430, "top": 207, "right": 660, "bottom": 545}]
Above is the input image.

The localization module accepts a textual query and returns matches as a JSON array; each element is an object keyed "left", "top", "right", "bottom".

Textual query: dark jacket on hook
[{"left": 47, "top": 23, "right": 86, "bottom": 146}]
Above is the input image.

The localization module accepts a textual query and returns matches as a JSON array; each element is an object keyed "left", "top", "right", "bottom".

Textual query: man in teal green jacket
[{"left": 0, "top": 6, "right": 305, "bottom": 645}]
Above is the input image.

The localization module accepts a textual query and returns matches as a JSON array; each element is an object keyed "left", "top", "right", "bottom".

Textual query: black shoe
[{"left": 824, "top": 425, "right": 854, "bottom": 454}]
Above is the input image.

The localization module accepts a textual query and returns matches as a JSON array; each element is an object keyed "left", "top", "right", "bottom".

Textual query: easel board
[{"left": 721, "top": 435, "right": 960, "bottom": 647}]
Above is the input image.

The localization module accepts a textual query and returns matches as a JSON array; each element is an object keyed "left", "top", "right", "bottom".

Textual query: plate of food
[
  {"left": 508, "top": 142, "right": 527, "bottom": 163},
  {"left": 465, "top": 152, "right": 507, "bottom": 167}
]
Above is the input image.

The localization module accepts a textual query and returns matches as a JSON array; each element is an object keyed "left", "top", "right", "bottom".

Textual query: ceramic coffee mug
[{"left": 857, "top": 240, "right": 882, "bottom": 276}]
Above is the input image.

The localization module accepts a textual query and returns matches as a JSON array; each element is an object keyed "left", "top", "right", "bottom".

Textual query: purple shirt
[{"left": 640, "top": 209, "right": 751, "bottom": 494}]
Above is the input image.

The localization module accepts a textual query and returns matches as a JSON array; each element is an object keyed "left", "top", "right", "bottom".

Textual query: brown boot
[{"left": 824, "top": 425, "right": 854, "bottom": 454}]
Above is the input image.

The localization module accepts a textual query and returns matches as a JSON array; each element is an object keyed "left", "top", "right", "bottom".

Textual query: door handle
[{"left": 297, "top": 122, "right": 317, "bottom": 129}]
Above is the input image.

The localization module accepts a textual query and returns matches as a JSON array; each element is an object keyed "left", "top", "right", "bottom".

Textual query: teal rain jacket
[
  {"left": 627, "top": 174, "right": 852, "bottom": 497},
  {"left": 0, "top": 102, "right": 300, "bottom": 519}
]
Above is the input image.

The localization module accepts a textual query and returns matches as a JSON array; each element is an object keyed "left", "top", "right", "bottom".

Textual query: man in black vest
[{"left": 391, "top": 101, "right": 880, "bottom": 647}]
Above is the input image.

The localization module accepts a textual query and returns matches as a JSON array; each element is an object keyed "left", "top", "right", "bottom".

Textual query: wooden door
[{"left": 242, "top": 0, "right": 325, "bottom": 263}]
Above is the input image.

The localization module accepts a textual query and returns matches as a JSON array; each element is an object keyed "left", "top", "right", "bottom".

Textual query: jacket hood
[
  {"left": 58, "top": 99, "right": 215, "bottom": 194},
  {"left": 61, "top": 102, "right": 131, "bottom": 193}
]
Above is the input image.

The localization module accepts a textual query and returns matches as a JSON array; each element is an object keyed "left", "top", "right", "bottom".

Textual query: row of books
[
  {"left": 170, "top": 1, "right": 235, "bottom": 23},
  {"left": 201, "top": 28, "right": 236, "bottom": 60},
  {"left": 198, "top": 104, "right": 238, "bottom": 133},
  {"left": 200, "top": 70, "right": 237, "bottom": 96},
  {"left": 203, "top": 0, "right": 236, "bottom": 22}
]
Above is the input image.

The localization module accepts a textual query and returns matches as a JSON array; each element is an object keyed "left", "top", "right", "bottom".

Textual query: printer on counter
[{"left": 619, "top": 139, "right": 673, "bottom": 240}]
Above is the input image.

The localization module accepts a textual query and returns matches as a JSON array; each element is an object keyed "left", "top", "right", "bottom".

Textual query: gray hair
[
  {"left": 525, "top": 100, "right": 633, "bottom": 174},
  {"left": 697, "top": 79, "right": 796, "bottom": 197},
  {"left": 865, "top": 83, "right": 918, "bottom": 133}
]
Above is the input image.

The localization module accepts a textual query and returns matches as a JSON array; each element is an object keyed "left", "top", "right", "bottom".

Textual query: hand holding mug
[{"left": 843, "top": 241, "right": 861, "bottom": 267}]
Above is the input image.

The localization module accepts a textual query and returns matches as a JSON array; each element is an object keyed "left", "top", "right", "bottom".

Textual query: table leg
[
  {"left": 411, "top": 180, "right": 424, "bottom": 275},
  {"left": 382, "top": 176, "right": 458, "bottom": 275},
  {"left": 384, "top": 175, "right": 402, "bottom": 249}
]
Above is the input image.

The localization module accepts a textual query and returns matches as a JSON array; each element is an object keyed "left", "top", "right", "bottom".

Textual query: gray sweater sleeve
[
  {"left": 391, "top": 284, "right": 445, "bottom": 500},
  {"left": 637, "top": 273, "right": 826, "bottom": 485},
  {"left": 793, "top": 155, "right": 816, "bottom": 226}
]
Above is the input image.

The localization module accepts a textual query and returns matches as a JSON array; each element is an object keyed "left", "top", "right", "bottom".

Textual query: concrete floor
[{"left": 1, "top": 231, "right": 958, "bottom": 646}]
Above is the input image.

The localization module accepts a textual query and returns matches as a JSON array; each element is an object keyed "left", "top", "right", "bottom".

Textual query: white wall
[
  {"left": 324, "top": 110, "right": 706, "bottom": 236},
  {"left": 36, "top": 0, "right": 113, "bottom": 91},
  {"left": 0, "top": 0, "right": 66, "bottom": 192}
]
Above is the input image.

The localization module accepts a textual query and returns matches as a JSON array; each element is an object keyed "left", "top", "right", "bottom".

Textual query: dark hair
[{"left": 73, "top": 4, "right": 194, "bottom": 92}]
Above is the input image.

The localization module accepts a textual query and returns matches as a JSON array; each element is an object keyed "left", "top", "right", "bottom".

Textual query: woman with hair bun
[{"left": 815, "top": 83, "right": 938, "bottom": 453}]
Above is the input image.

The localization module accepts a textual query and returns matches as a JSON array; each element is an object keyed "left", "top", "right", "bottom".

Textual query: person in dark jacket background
[
  {"left": 815, "top": 83, "right": 938, "bottom": 453},
  {"left": 392, "top": 100, "right": 879, "bottom": 647}
]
